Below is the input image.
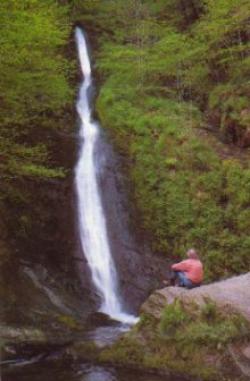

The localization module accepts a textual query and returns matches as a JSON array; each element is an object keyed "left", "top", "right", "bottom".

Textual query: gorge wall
[{"left": 1, "top": 0, "right": 250, "bottom": 344}]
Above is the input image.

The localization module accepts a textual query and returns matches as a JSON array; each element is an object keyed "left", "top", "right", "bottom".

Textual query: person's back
[
  {"left": 171, "top": 248, "right": 204, "bottom": 288},
  {"left": 172, "top": 258, "right": 203, "bottom": 284}
]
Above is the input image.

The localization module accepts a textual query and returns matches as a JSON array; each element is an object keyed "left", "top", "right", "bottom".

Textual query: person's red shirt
[{"left": 172, "top": 259, "right": 203, "bottom": 284}]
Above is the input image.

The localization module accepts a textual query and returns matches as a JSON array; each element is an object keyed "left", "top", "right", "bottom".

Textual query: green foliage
[
  {"left": 100, "top": 300, "right": 249, "bottom": 380},
  {"left": 136, "top": 313, "right": 156, "bottom": 331},
  {"left": 178, "top": 312, "right": 250, "bottom": 347},
  {"left": 0, "top": 0, "right": 72, "bottom": 125},
  {"left": 100, "top": 336, "right": 144, "bottom": 366},
  {"left": 1, "top": 0, "right": 249, "bottom": 281},
  {"left": 78, "top": 0, "right": 250, "bottom": 281},
  {"left": 201, "top": 300, "right": 218, "bottom": 321},
  {"left": 0, "top": 0, "right": 72, "bottom": 188},
  {"left": 159, "top": 301, "right": 190, "bottom": 335},
  {"left": 159, "top": 301, "right": 250, "bottom": 348},
  {"left": 0, "top": 0, "right": 73, "bottom": 250}
]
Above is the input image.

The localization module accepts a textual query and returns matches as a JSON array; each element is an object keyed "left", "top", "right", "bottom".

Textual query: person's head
[{"left": 187, "top": 248, "right": 199, "bottom": 260}]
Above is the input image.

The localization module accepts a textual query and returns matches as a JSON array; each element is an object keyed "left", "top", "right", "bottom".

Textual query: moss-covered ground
[{"left": 99, "top": 301, "right": 250, "bottom": 380}]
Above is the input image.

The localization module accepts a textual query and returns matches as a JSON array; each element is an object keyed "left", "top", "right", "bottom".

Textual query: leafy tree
[{"left": 0, "top": 0, "right": 72, "bottom": 181}]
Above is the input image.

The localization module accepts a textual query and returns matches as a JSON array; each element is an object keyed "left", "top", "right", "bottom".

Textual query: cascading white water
[{"left": 75, "top": 28, "right": 137, "bottom": 325}]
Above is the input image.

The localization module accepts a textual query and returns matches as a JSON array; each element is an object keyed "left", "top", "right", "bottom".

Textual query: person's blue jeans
[{"left": 174, "top": 271, "right": 200, "bottom": 289}]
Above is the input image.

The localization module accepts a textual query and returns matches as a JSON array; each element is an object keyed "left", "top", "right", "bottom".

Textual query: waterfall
[{"left": 75, "top": 27, "right": 137, "bottom": 325}]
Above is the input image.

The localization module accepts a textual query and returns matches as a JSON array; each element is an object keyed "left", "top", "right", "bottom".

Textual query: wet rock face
[
  {"left": 0, "top": 122, "right": 166, "bottom": 337},
  {"left": 0, "top": 129, "right": 98, "bottom": 331},
  {"left": 96, "top": 133, "right": 167, "bottom": 313},
  {"left": 1, "top": 113, "right": 167, "bottom": 336}
]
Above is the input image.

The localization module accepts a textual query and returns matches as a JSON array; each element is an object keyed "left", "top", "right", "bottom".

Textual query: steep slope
[{"left": 72, "top": 0, "right": 250, "bottom": 281}]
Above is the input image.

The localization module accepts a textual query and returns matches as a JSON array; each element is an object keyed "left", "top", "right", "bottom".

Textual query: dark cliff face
[
  {"left": 0, "top": 124, "right": 96, "bottom": 330},
  {"left": 0, "top": 28, "right": 167, "bottom": 334},
  {"left": 95, "top": 130, "right": 168, "bottom": 313},
  {"left": 0, "top": 112, "right": 167, "bottom": 331}
]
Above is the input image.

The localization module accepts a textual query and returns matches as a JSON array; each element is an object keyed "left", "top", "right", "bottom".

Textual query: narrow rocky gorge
[{"left": 1, "top": 2, "right": 250, "bottom": 381}]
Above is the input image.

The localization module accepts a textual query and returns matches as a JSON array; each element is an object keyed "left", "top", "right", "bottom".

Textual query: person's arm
[{"left": 171, "top": 260, "right": 189, "bottom": 272}]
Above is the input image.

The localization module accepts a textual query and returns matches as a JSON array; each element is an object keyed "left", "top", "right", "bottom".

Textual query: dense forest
[{"left": 1, "top": 0, "right": 250, "bottom": 281}]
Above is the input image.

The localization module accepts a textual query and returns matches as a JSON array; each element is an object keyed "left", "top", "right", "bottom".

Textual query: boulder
[{"left": 141, "top": 272, "right": 250, "bottom": 321}]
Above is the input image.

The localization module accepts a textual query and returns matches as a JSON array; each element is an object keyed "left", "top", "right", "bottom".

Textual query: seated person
[{"left": 171, "top": 248, "right": 203, "bottom": 289}]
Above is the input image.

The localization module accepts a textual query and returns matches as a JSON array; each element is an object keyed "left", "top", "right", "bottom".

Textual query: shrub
[{"left": 159, "top": 301, "right": 190, "bottom": 336}]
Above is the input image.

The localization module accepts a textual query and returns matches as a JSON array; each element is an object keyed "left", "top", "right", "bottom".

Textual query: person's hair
[{"left": 187, "top": 248, "right": 199, "bottom": 259}]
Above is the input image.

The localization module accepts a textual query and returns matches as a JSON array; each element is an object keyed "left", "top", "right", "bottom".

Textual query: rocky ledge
[
  {"left": 100, "top": 273, "right": 250, "bottom": 381},
  {"left": 141, "top": 272, "right": 250, "bottom": 321}
]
